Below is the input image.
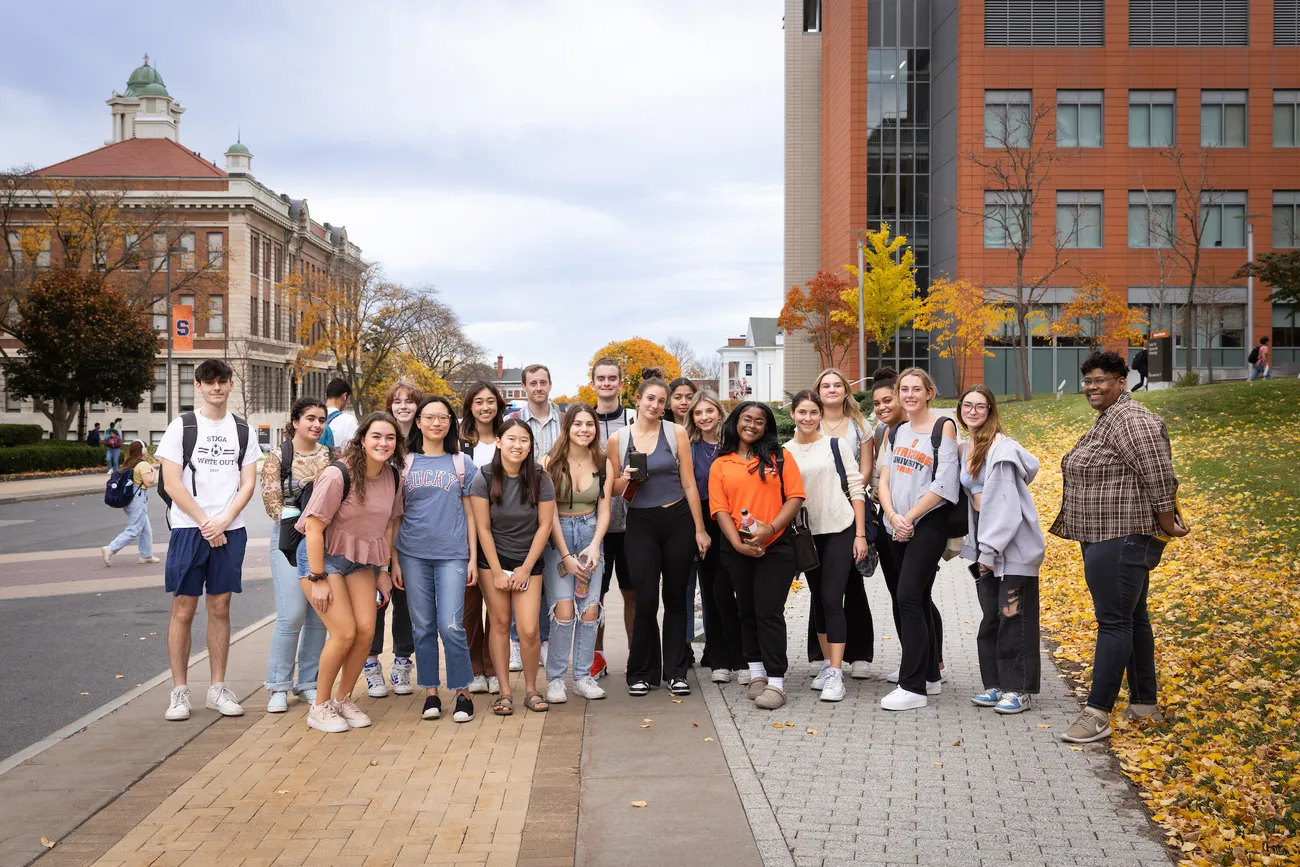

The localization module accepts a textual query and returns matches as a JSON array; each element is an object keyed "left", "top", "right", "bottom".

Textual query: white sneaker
[
  {"left": 811, "top": 662, "right": 831, "bottom": 690},
  {"left": 540, "top": 641, "right": 549, "bottom": 669},
  {"left": 886, "top": 668, "right": 900, "bottom": 683},
  {"left": 546, "top": 678, "right": 568, "bottom": 704},
  {"left": 267, "top": 691, "right": 289, "bottom": 713},
  {"left": 881, "top": 687, "right": 928, "bottom": 711},
  {"left": 298, "top": 688, "right": 317, "bottom": 704},
  {"left": 939, "top": 664, "right": 949, "bottom": 683},
  {"left": 737, "top": 670, "right": 753, "bottom": 686},
  {"left": 363, "top": 661, "right": 389, "bottom": 698},
  {"left": 164, "top": 686, "right": 191, "bottom": 721},
  {"left": 390, "top": 657, "right": 414, "bottom": 695},
  {"left": 468, "top": 675, "right": 490, "bottom": 694},
  {"left": 850, "top": 660, "right": 872, "bottom": 679},
  {"left": 710, "top": 668, "right": 732, "bottom": 684},
  {"left": 206, "top": 684, "right": 245, "bottom": 716},
  {"left": 509, "top": 641, "right": 523, "bottom": 672},
  {"left": 307, "top": 702, "right": 349, "bottom": 733},
  {"left": 101, "top": 546, "right": 113, "bottom": 567},
  {"left": 334, "top": 697, "right": 372, "bottom": 728},
  {"left": 573, "top": 676, "right": 607, "bottom": 700},
  {"left": 820, "top": 670, "right": 846, "bottom": 702},
  {"left": 487, "top": 676, "right": 500, "bottom": 694},
  {"left": 138, "top": 556, "right": 161, "bottom": 564},
  {"left": 926, "top": 680, "right": 942, "bottom": 695}
]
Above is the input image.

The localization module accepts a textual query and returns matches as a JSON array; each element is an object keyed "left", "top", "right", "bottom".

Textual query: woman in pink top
[{"left": 296, "top": 413, "right": 405, "bottom": 734}]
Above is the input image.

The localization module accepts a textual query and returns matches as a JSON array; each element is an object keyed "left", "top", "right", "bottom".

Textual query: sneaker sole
[
  {"left": 164, "top": 711, "right": 190, "bottom": 721},
  {"left": 971, "top": 698, "right": 999, "bottom": 707},
  {"left": 627, "top": 684, "right": 650, "bottom": 697},
  {"left": 1061, "top": 725, "right": 1111, "bottom": 743},
  {"left": 267, "top": 704, "right": 289, "bottom": 714},
  {"left": 453, "top": 711, "right": 472, "bottom": 722},
  {"left": 205, "top": 702, "right": 245, "bottom": 716},
  {"left": 995, "top": 705, "right": 1029, "bottom": 714},
  {"left": 343, "top": 717, "right": 372, "bottom": 729},
  {"left": 307, "top": 719, "right": 349, "bottom": 734},
  {"left": 710, "top": 674, "right": 730, "bottom": 684},
  {"left": 468, "top": 685, "right": 489, "bottom": 694},
  {"left": 422, "top": 709, "right": 442, "bottom": 720},
  {"left": 392, "top": 685, "right": 413, "bottom": 695},
  {"left": 367, "top": 686, "right": 389, "bottom": 698},
  {"left": 576, "top": 691, "right": 607, "bottom": 700},
  {"left": 548, "top": 694, "right": 568, "bottom": 704},
  {"left": 820, "top": 691, "right": 846, "bottom": 702}
]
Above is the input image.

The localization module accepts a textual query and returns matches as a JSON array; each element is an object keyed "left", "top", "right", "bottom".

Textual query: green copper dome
[
  {"left": 226, "top": 142, "right": 250, "bottom": 155},
  {"left": 124, "top": 56, "right": 168, "bottom": 98}
]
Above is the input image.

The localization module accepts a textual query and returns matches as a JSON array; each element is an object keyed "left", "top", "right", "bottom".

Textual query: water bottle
[
  {"left": 739, "top": 509, "right": 757, "bottom": 536},
  {"left": 575, "top": 562, "right": 591, "bottom": 599}
]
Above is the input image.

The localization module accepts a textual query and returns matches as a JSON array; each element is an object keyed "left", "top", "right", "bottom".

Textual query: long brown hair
[
  {"left": 489, "top": 419, "right": 544, "bottom": 506},
  {"left": 546, "top": 403, "right": 604, "bottom": 504},
  {"left": 459, "top": 381, "right": 506, "bottom": 445},
  {"left": 814, "top": 368, "right": 865, "bottom": 428},
  {"left": 956, "top": 384, "right": 1002, "bottom": 479},
  {"left": 343, "top": 412, "right": 404, "bottom": 503},
  {"left": 121, "top": 440, "right": 148, "bottom": 471}
]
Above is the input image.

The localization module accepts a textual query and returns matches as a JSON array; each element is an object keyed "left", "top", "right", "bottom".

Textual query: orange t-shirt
[{"left": 707, "top": 448, "right": 805, "bottom": 546}]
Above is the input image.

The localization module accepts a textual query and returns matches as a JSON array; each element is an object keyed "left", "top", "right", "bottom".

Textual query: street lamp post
[
  {"left": 163, "top": 245, "right": 185, "bottom": 423},
  {"left": 1237, "top": 213, "right": 1266, "bottom": 376},
  {"left": 857, "top": 237, "right": 866, "bottom": 383}
]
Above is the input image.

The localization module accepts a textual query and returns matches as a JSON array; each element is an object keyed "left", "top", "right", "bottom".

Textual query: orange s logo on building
[{"left": 173, "top": 305, "right": 194, "bottom": 351}]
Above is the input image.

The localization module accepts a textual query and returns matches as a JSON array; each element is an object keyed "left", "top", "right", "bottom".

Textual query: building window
[
  {"left": 1057, "top": 191, "right": 1103, "bottom": 248},
  {"left": 206, "top": 232, "right": 223, "bottom": 266},
  {"left": 1130, "top": 0, "right": 1250, "bottom": 45},
  {"left": 263, "top": 299, "right": 271, "bottom": 338},
  {"left": 35, "top": 237, "right": 51, "bottom": 268},
  {"left": 985, "top": 0, "right": 1105, "bottom": 46},
  {"left": 984, "top": 191, "right": 1030, "bottom": 248},
  {"left": 803, "top": 0, "right": 821, "bottom": 32},
  {"left": 250, "top": 233, "right": 260, "bottom": 275},
  {"left": 150, "top": 430, "right": 165, "bottom": 446},
  {"left": 151, "top": 233, "right": 166, "bottom": 270},
  {"left": 1274, "top": 304, "right": 1299, "bottom": 347},
  {"left": 744, "top": 362, "right": 754, "bottom": 376},
  {"left": 251, "top": 293, "right": 259, "bottom": 334},
  {"left": 5, "top": 382, "right": 21, "bottom": 412},
  {"left": 1275, "top": 91, "right": 1300, "bottom": 146},
  {"left": 1202, "top": 91, "right": 1247, "bottom": 147},
  {"left": 263, "top": 240, "right": 271, "bottom": 280},
  {"left": 275, "top": 246, "right": 283, "bottom": 282},
  {"left": 5, "top": 232, "right": 20, "bottom": 268},
  {"left": 985, "top": 91, "right": 1032, "bottom": 147},
  {"left": 208, "top": 295, "right": 224, "bottom": 333},
  {"left": 178, "top": 233, "right": 195, "bottom": 270},
  {"left": 1130, "top": 91, "right": 1176, "bottom": 147},
  {"left": 125, "top": 233, "right": 140, "bottom": 268},
  {"left": 179, "top": 293, "right": 194, "bottom": 313},
  {"left": 1057, "top": 91, "right": 1103, "bottom": 147},
  {"left": 178, "top": 364, "right": 195, "bottom": 412},
  {"left": 1202, "top": 191, "right": 1248, "bottom": 247},
  {"left": 151, "top": 364, "right": 166, "bottom": 412},
  {"left": 152, "top": 297, "right": 167, "bottom": 332},
  {"left": 1275, "top": 192, "right": 1300, "bottom": 247},
  {"left": 1128, "top": 191, "right": 1176, "bottom": 248}
]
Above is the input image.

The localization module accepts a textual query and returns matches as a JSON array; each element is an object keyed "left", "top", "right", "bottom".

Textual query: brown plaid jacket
[{"left": 1049, "top": 392, "right": 1178, "bottom": 542}]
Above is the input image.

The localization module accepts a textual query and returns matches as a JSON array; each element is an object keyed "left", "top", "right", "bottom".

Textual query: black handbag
[{"left": 775, "top": 452, "right": 820, "bottom": 573}]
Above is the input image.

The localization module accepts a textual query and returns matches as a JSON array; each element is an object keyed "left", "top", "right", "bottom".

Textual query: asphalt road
[{"left": 0, "top": 492, "right": 277, "bottom": 763}]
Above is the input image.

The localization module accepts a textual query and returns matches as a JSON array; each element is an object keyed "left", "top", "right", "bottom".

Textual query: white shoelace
[
  {"left": 170, "top": 690, "right": 190, "bottom": 709},
  {"left": 212, "top": 686, "right": 237, "bottom": 706}
]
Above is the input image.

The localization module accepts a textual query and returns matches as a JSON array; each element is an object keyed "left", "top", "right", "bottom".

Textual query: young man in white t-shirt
[
  {"left": 157, "top": 359, "right": 261, "bottom": 722},
  {"left": 324, "top": 378, "right": 359, "bottom": 449}
]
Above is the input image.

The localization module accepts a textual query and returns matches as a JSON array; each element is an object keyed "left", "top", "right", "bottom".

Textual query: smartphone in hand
[{"left": 628, "top": 452, "right": 649, "bottom": 481}]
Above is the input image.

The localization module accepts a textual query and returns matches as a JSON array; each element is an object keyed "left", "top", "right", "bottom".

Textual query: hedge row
[
  {"left": 0, "top": 424, "right": 45, "bottom": 448},
  {"left": 0, "top": 443, "right": 106, "bottom": 475}
]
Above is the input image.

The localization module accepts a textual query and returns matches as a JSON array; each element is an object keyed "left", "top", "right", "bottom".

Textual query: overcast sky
[{"left": 0, "top": 1, "right": 783, "bottom": 394}]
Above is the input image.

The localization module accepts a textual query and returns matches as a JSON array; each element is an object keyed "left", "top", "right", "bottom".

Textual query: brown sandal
[
  {"left": 524, "top": 690, "right": 549, "bottom": 713},
  {"left": 492, "top": 695, "right": 514, "bottom": 716}
]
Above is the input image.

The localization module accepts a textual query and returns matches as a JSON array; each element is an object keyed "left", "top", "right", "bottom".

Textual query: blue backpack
[
  {"left": 318, "top": 409, "right": 343, "bottom": 450},
  {"left": 104, "top": 466, "right": 136, "bottom": 508}
]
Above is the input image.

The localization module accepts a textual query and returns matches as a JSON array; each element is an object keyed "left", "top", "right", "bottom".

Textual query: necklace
[
  {"left": 822, "top": 416, "right": 848, "bottom": 436},
  {"left": 793, "top": 437, "right": 820, "bottom": 456}
]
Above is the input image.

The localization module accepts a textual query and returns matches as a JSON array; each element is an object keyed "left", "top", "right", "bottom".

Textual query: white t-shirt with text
[{"left": 156, "top": 412, "right": 261, "bottom": 530}]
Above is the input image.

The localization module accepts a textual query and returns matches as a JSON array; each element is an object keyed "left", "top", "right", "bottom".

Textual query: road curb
[{"left": 0, "top": 487, "right": 105, "bottom": 505}]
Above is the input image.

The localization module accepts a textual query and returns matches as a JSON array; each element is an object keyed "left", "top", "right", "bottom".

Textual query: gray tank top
[{"left": 630, "top": 426, "right": 683, "bottom": 509}]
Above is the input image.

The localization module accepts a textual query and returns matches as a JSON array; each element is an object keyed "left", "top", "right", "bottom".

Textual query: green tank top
[{"left": 557, "top": 469, "right": 601, "bottom": 512}]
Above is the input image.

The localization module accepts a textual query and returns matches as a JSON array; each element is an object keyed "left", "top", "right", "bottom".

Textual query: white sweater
[{"left": 783, "top": 436, "right": 864, "bottom": 536}]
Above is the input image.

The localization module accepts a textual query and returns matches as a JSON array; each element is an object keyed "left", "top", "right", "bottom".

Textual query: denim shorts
[{"left": 298, "top": 551, "right": 380, "bottom": 580}]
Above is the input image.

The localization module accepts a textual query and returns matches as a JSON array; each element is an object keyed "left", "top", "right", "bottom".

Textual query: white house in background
[{"left": 718, "top": 318, "right": 784, "bottom": 402}]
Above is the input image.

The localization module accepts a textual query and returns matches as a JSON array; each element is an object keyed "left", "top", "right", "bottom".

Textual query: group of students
[{"left": 151, "top": 348, "right": 1184, "bottom": 746}]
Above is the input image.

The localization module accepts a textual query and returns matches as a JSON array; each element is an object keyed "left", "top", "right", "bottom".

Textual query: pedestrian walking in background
[
  {"left": 877, "top": 368, "right": 959, "bottom": 711},
  {"left": 1131, "top": 348, "right": 1149, "bottom": 391},
  {"left": 320, "top": 378, "right": 358, "bottom": 452},
  {"left": 540, "top": 404, "right": 613, "bottom": 703},
  {"left": 956, "top": 386, "right": 1044, "bottom": 715},
  {"left": 1248, "top": 336, "right": 1272, "bottom": 381},
  {"left": 104, "top": 422, "right": 123, "bottom": 474},
  {"left": 101, "top": 440, "right": 158, "bottom": 566},
  {"left": 1053, "top": 351, "right": 1188, "bottom": 744},
  {"left": 590, "top": 358, "right": 635, "bottom": 681},
  {"left": 393, "top": 396, "right": 478, "bottom": 724},
  {"left": 460, "top": 381, "right": 507, "bottom": 694},
  {"left": 469, "top": 419, "right": 557, "bottom": 715},
  {"left": 685, "top": 390, "right": 743, "bottom": 684},
  {"left": 260, "top": 397, "right": 331, "bottom": 714},
  {"left": 608, "top": 368, "right": 710, "bottom": 699},
  {"left": 88, "top": 423, "right": 103, "bottom": 447},
  {"left": 784, "top": 390, "right": 869, "bottom": 703},
  {"left": 362, "top": 379, "right": 426, "bottom": 700},
  {"left": 296, "top": 413, "right": 404, "bottom": 734},
  {"left": 812, "top": 368, "right": 874, "bottom": 678},
  {"left": 709, "top": 401, "right": 806, "bottom": 711},
  {"left": 158, "top": 359, "right": 259, "bottom": 723}
]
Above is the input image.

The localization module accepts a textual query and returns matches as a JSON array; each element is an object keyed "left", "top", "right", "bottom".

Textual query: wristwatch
[{"left": 307, "top": 571, "right": 327, "bottom": 583}]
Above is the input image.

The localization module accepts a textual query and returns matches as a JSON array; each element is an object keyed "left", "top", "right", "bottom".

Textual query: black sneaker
[
  {"left": 628, "top": 680, "right": 650, "bottom": 697},
  {"left": 668, "top": 678, "right": 691, "bottom": 696},
  {"left": 453, "top": 694, "right": 474, "bottom": 723},
  {"left": 421, "top": 695, "right": 442, "bottom": 720}
]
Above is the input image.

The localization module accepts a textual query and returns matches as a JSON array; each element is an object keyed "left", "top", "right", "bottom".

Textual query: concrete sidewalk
[{"left": 0, "top": 472, "right": 109, "bottom": 505}]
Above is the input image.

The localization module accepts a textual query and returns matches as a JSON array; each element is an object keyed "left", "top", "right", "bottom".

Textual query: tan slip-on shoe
[
  {"left": 746, "top": 677, "right": 769, "bottom": 700},
  {"left": 754, "top": 686, "right": 786, "bottom": 710}
]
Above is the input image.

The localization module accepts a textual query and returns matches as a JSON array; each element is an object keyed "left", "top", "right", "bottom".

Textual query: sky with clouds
[{"left": 0, "top": 1, "right": 784, "bottom": 394}]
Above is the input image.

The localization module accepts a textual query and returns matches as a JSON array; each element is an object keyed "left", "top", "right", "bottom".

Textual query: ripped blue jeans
[
  {"left": 543, "top": 511, "right": 604, "bottom": 682},
  {"left": 395, "top": 553, "right": 472, "bottom": 691}
]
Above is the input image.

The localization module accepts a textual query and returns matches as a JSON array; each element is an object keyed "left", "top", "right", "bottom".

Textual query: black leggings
[
  {"left": 371, "top": 584, "right": 414, "bottom": 657},
  {"left": 625, "top": 500, "right": 697, "bottom": 686},
  {"left": 600, "top": 531, "right": 630, "bottom": 595},
  {"left": 878, "top": 507, "right": 940, "bottom": 664},
  {"left": 805, "top": 525, "right": 858, "bottom": 646},
  {"left": 699, "top": 509, "right": 744, "bottom": 670},
  {"left": 720, "top": 534, "right": 798, "bottom": 678},
  {"left": 888, "top": 509, "right": 948, "bottom": 695}
]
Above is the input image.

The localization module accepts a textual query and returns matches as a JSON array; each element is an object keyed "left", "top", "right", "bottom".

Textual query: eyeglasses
[
  {"left": 420, "top": 414, "right": 452, "bottom": 423},
  {"left": 1080, "top": 376, "right": 1119, "bottom": 388},
  {"left": 960, "top": 402, "right": 989, "bottom": 412}
]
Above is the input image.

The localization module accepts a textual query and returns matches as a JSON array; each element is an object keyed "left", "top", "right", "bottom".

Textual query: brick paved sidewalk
[{"left": 698, "top": 557, "right": 1176, "bottom": 867}]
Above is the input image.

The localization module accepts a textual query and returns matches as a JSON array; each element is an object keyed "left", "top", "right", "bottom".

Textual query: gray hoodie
[{"left": 960, "top": 436, "right": 1046, "bottom": 578}]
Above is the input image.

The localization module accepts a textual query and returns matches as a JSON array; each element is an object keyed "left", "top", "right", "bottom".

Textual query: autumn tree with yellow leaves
[
  {"left": 574, "top": 338, "right": 680, "bottom": 406},
  {"left": 839, "top": 223, "right": 923, "bottom": 357},
  {"left": 1048, "top": 275, "right": 1148, "bottom": 349},
  {"left": 915, "top": 277, "right": 1011, "bottom": 391}
]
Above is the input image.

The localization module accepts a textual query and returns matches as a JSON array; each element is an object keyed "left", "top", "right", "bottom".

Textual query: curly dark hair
[
  {"left": 1080, "top": 350, "right": 1129, "bottom": 379},
  {"left": 718, "top": 401, "right": 781, "bottom": 481}
]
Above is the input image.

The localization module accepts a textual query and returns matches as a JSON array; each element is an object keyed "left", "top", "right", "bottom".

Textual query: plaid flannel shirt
[{"left": 1049, "top": 392, "right": 1178, "bottom": 542}]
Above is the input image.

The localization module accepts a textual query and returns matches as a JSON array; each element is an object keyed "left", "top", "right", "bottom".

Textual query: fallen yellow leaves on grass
[{"left": 1005, "top": 388, "right": 1300, "bottom": 867}]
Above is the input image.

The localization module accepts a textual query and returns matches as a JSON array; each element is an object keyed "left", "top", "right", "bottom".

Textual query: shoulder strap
[
  {"left": 452, "top": 453, "right": 467, "bottom": 489},
  {"left": 326, "top": 409, "right": 342, "bottom": 424},
  {"left": 620, "top": 426, "right": 634, "bottom": 463},
  {"left": 331, "top": 460, "right": 351, "bottom": 502},
  {"left": 775, "top": 449, "right": 787, "bottom": 503},
  {"left": 929, "top": 417, "right": 954, "bottom": 481},
  {"left": 830, "top": 437, "right": 849, "bottom": 495},
  {"left": 280, "top": 440, "right": 294, "bottom": 483},
  {"left": 234, "top": 415, "right": 250, "bottom": 465},
  {"left": 597, "top": 457, "right": 606, "bottom": 499},
  {"left": 180, "top": 412, "right": 199, "bottom": 495},
  {"left": 662, "top": 420, "right": 679, "bottom": 463},
  {"left": 390, "top": 463, "right": 401, "bottom": 494}
]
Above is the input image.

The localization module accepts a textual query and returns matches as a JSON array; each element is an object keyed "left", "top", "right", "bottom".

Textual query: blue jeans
[
  {"left": 397, "top": 552, "right": 473, "bottom": 691},
  {"left": 108, "top": 491, "right": 153, "bottom": 559},
  {"left": 265, "top": 524, "right": 326, "bottom": 693},
  {"left": 106, "top": 448, "right": 121, "bottom": 472},
  {"left": 1248, "top": 362, "right": 1271, "bottom": 381},
  {"left": 543, "top": 512, "right": 604, "bottom": 682}
]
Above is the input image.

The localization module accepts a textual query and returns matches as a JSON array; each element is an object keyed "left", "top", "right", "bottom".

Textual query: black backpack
[
  {"left": 1248, "top": 344, "right": 1261, "bottom": 364},
  {"left": 285, "top": 459, "right": 401, "bottom": 567},
  {"left": 889, "top": 416, "right": 969, "bottom": 538},
  {"left": 157, "top": 412, "right": 251, "bottom": 527}
]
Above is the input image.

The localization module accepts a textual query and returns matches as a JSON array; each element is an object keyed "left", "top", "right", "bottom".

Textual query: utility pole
[
  {"left": 163, "top": 244, "right": 185, "bottom": 423},
  {"left": 857, "top": 236, "right": 866, "bottom": 383}
]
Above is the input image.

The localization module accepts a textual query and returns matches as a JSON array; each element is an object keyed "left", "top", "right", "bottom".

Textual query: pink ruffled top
[{"left": 295, "top": 464, "right": 403, "bottom": 566}]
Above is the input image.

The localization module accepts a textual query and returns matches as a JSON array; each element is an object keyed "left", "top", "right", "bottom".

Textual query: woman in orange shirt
[{"left": 708, "top": 402, "right": 805, "bottom": 711}]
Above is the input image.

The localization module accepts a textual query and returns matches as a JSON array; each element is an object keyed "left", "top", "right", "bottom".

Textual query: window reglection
[
  {"left": 985, "top": 90, "right": 1032, "bottom": 147},
  {"left": 1057, "top": 191, "right": 1103, "bottom": 247},
  {"left": 1058, "top": 90, "right": 1103, "bottom": 147},
  {"left": 1201, "top": 91, "right": 1247, "bottom": 147},
  {"left": 1130, "top": 91, "right": 1176, "bottom": 147}
]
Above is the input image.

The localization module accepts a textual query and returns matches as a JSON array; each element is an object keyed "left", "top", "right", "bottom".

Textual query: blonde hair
[
  {"left": 684, "top": 390, "right": 725, "bottom": 444},
  {"left": 895, "top": 367, "right": 938, "bottom": 406},
  {"left": 813, "top": 368, "right": 865, "bottom": 428}
]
